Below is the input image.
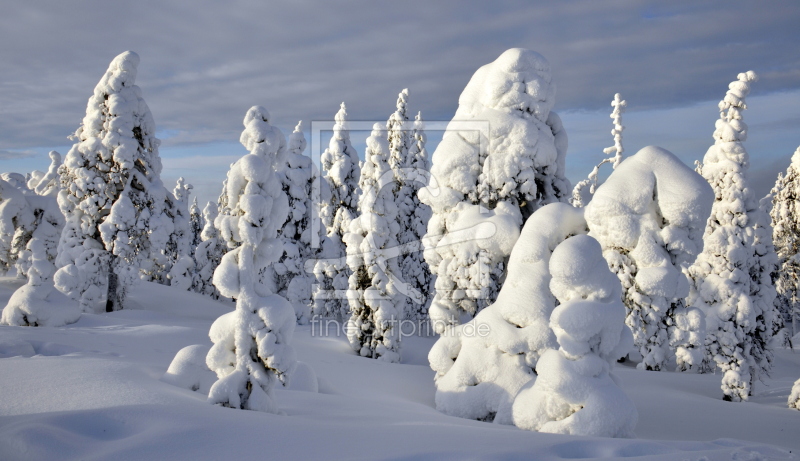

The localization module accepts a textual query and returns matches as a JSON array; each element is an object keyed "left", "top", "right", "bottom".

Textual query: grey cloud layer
[{"left": 1, "top": 0, "right": 799, "bottom": 154}]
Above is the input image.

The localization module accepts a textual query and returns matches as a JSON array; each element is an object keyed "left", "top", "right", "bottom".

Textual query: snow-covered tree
[
  {"left": 343, "top": 123, "right": 404, "bottom": 362},
  {"left": 429, "top": 203, "right": 586, "bottom": 423},
  {"left": 0, "top": 177, "right": 38, "bottom": 276},
  {"left": 419, "top": 48, "right": 570, "bottom": 333},
  {"left": 571, "top": 93, "right": 626, "bottom": 207},
  {"left": 387, "top": 89, "right": 433, "bottom": 322},
  {"left": 206, "top": 106, "right": 296, "bottom": 412},
  {"left": 275, "top": 121, "right": 316, "bottom": 323},
  {"left": 54, "top": 51, "right": 165, "bottom": 313},
  {"left": 585, "top": 146, "right": 713, "bottom": 371},
  {"left": 315, "top": 103, "right": 361, "bottom": 319},
  {"left": 789, "top": 377, "right": 800, "bottom": 409},
  {"left": 1, "top": 237, "right": 81, "bottom": 327},
  {"left": 511, "top": 234, "right": 636, "bottom": 437},
  {"left": 687, "top": 71, "right": 782, "bottom": 401},
  {"left": 770, "top": 146, "right": 800, "bottom": 338},
  {"left": 192, "top": 201, "right": 226, "bottom": 299},
  {"left": 162, "top": 178, "right": 194, "bottom": 289},
  {"left": 190, "top": 197, "right": 204, "bottom": 249}
]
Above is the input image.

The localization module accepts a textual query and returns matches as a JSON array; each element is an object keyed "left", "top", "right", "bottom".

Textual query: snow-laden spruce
[
  {"left": 387, "top": 89, "right": 433, "bottom": 322},
  {"left": 0, "top": 152, "right": 64, "bottom": 279},
  {"left": 419, "top": 48, "right": 570, "bottom": 333},
  {"left": 688, "top": 71, "right": 782, "bottom": 401},
  {"left": 770, "top": 146, "right": 800, "bottom": 338},
  {"left": 429, "top": 203, "right": 586, "bottom": 423},
  {"left": 1, "top": 237, "right": 81, "bottom": 327},
  {"left": 585, "top": 146, "right": 713, "bottom": 371},
  {"left": 315, "top": 103, "right": 361, "bottom": 320},
  {"left": 571, "top": 93, "right": 626, "bottom": 208},
  {"left": 161, "top": 178, "right": 194, "bottom": 288},
  {"left": 206, "top": 106, "right": 297, "bottom": 412},
  {"left": 192, "top": 202, "right": 226, "bottom": 299},
  {"left": 189, "top": 197, "right": 204, "bottom": 250},
  {"left": 511, "top": 234, "right": 636, "bottom": 437},
  {"left": 343, "top": 123, "right": 404, "bottom": 362},
  {"left": 275, "top": 122, "right": 317, "bottom": 323},
  {"left": 54, "top": 51, "right": 166, "bottom": 313}
]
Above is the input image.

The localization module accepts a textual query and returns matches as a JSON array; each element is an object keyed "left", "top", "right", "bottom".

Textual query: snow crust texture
[{"left": 420, "top": 48, "right": 570, "bottom": 333}]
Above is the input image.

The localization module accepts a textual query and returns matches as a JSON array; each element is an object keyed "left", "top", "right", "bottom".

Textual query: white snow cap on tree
[
  {"left": 428, "top": 203, "right": 587, "bottom": 423},
  {"left": 344, "top": 123, "right": 404, "bottom": 362},
  {"left": 419, "top": 48, "right": 570, "bottom": 333},
  {"left": 55, "top": 51, "right": 165, "bottom": 313},
  {"left": 688, "top": 71, "right": 781, "bottom": 401},
  {"left": 315, "top": 103, "right": 361, "bottom": 319},
  {"left": 770, "top": 146, "right": 800, "bottom": 338},
  {"left": 585, "top": 146, "right": 714, "bottom": 371},
  {"left": 511, "top": 234, "right": 637, "bottom": 438},
  {"left": 206, "top": 106, "right": 297, "bottom": 413},
  {"left": 1, "top": 238, "right": 81, "bottom": 327}
]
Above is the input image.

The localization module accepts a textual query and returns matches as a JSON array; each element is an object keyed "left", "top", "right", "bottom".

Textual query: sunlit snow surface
[{"left": 0, "top": 278, "right": 796, "bottom": 460}]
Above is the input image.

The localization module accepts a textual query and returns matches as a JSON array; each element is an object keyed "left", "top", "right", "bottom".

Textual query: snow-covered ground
[{"left": 0, "top": 278, "right": 798, "bottom": 460}]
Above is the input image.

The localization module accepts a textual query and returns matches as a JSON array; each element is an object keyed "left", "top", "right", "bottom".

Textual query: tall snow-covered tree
[
  {"left": 585, "top": 146, "right": 713, "bottom": 371},
  {"left": 315, "top": 103, "right": 361, "bottom": 320},
  {"left": 343, "top": 123, "right": 403, "bottom": 362},
  {"left": 687, "top": 71, "right": 782, "bottom": 401},
  {"left": 387, "top": 90, "right": 433, "bottom": 322},
  {"left": 571, "top": 93, "right": 626, "bottom": 208},
  {"left": 164, "top": 178, "right": 194, "bottom": 289},
  {"left": 54, "top": 51, "right": 165, "bottom": 313},
  {"left": 192, "top": 201, "right": 226, "bottom": 299},
  {"left": 275, "top": 121, "right": 316, "bottom": 323},
  {"left": 770, "top": 146, "right": 800, "bottom": 338},
  {"left": 206, "top": 106, "right": 297, "bottom": 412},
  {"left": 419, "top": 48, "right": 570, "bottom": 333}
]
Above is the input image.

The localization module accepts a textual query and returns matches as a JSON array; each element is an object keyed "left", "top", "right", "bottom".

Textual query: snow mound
[
  {"left": 162, "top": 344, "right": 216, "bottom": 394},
  {"left": 512, "top": 234, "right": 637, "bottom": 438}
]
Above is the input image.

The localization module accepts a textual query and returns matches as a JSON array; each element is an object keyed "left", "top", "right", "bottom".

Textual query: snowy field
[{"left": 0, "top": 278, "right": 797, "bottom": 461}]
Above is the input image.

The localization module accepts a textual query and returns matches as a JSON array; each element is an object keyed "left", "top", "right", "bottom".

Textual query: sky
[{"left": 1, "top": 1, "right": 800, "bottom": 207}]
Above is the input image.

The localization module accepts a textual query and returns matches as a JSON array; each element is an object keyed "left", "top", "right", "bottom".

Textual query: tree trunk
[{"left": 106, "top": 256, "right": 119, "bottom": 312}]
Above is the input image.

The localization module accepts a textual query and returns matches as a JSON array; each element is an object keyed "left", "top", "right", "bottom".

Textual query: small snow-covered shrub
[
  {"left": 420, "top": 48, "right": 570, "bottom": 333},
  {"left": 162, "top": 344, "right": 216, "bottom": 394},
  {"left": 429, "top": 203, "right": 586, "bottom": 423},
  {"left": 511, "top": 234, "right": 636, "bottom": 438},
  {"left": 585, "top": 146, "right": 713, "bottom": 371},
  {"left": 1, "top": 238, "right": 80, "bottom": 327},
  {"left": 206, "top": 106, "right": 297, "bottom": 413},
  {"left": 344, "top": 123, "right": 404, "bottom": 362},
  {"left": 789, "top": 377, "right": 800, "bottom": 410}
]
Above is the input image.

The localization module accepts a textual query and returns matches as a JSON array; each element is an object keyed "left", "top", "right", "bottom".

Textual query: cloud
[{"left": 0, "top": 149, "right": 36, "bottom": 160}]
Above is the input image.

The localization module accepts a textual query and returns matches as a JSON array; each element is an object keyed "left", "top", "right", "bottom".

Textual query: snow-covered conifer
[
  {"left": 276, "top": 121, "right": 317, "bottom": 323},
  {"left": 571, "top": 93, "right": 626, "bottom": 207},
  {"left": 585, "top": 146, "right": 713, "bottom": 371},
  {"left": 315, "top": 103, "right": 361, "bottom": 319},
  {"left": 206, "top": 106, "right": 296, "bottom": 412},
  {"left": 54, "top": 51, "right": 165, "bottom": 312},
  {"left": 1, "top": 238, "right": 81, "bottom": 327},
  {"left": 429, "top": 203, "right": 586, "bottom": 423},
  {"left": 511, "top": 234, "right": 637, "bottom": 437},
  {"left": 190, "top": 197, "right": 204, "bottom": 249},
  {"left": 192, "top": 202, "right": 226, "bottom": 299},
  {"left": 687, "top": 71, "right": 781, "bottom": 401},
  {"left": 0, "top": 178, "right": 36, "bottom": 275},
  {"left": 419, "top": 48, "right": 570, "bottom": 333},
  {"left": 770, "top": 146, "right": 800, "bottom": 338},
  {"left": 343, "top": 123, "right": 403, "bottom": 362},
  {"left": 387, "top": 90, "right": 433, "bottom": 322}
]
